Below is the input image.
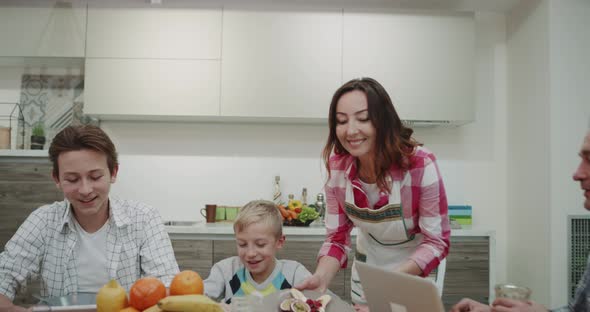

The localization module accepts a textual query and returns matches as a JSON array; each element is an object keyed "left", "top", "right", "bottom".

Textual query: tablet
[{"left": 355, "top": 262, "right": 445, "bottom": 312}]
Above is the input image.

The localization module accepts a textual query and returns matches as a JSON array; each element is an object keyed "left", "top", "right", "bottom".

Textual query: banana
[
  {"left": 290, "top": 288, "right": 307, "bottom": 301},
  {"left": 157, "top": 295, "right": 222, "bottom": 312},
  {"left": 143, "top": 304, "right": 163, "bottom": 312},
  {"left": 317, "top": 294, "right": 332, "bottom": 312},
  {"left": 317, "top": 294, "right": 331, "bottom": 306}
]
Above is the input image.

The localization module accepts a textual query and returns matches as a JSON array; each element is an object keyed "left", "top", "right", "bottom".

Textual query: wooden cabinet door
[
  {"left": 442, "top": 237, "right": 490, "bottom": 310},
  {"left": 212, "top": 240, "right": 237, "bottom": 265},
  {"left": 0, "top": 162, "right": 62, "bottom": 306},
  {"left": 171, "top": 239, "right": 214, "bottom": 280},
  {"left": 220, "top": 8, "right": 342, "bottom": 119}
]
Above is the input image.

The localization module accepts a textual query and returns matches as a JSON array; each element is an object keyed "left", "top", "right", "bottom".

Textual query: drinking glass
[{"left": 495, "top": 284, "right": 532, "bottom": 301}]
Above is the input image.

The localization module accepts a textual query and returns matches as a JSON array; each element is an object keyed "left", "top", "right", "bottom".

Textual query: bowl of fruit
[
  {"left": 95, "top": 270, "right": 224, "bottom": 312},
  {"left": 277, "top": 201, "right": 320, "bottom": 227}
]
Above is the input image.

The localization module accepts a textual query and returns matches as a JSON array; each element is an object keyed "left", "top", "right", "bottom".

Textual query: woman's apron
[{"left": 346, "top": 179, "right": 424, "bottom": 304}]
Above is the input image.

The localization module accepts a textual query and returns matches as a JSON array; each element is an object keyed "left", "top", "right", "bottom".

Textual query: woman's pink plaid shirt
[{"left": 318, "top": 146, "right": 451, "bottom": 276}]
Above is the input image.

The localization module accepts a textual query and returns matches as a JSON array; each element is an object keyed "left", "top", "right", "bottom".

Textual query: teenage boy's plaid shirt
[{"left": 0, "top": 198, "right": 179, "bottom": 299}]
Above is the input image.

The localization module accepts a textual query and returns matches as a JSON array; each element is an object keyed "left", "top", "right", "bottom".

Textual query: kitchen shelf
[{"left": 0, "top": 149, "right": 48, "bottom": 158}]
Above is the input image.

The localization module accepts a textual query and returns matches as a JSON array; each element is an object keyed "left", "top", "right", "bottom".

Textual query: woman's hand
[
  {"left": 491, "top": 298, "right": 548, "bottom": 312},
  {"left": 294, "top": 274, "right": 328, "bottom": 293},
  {"left": 353, "top": 303, "right": 370, "bottom": 312},
  {"left": 295, "top": 256, "right": 341, "bottom": 293},
  {"left": 394, "top": 259, "right": 423, "bottom": 276},
  {"left": 450, "top": 298, "right": 491, "bottom": 312}
]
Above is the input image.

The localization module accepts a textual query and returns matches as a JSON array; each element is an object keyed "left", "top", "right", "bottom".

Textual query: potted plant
[{"left": 30, "top": 122, "right": 46, "bottom": 150}]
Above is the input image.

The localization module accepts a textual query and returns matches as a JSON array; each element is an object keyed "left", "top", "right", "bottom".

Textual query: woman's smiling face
[{"left": 335, "top": 90, "right": 377, "bottom": 162}]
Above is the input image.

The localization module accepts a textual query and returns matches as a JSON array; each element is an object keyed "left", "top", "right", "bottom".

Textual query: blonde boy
[{"left": 204, "top": 200, "right": 311, "bottom": 304}]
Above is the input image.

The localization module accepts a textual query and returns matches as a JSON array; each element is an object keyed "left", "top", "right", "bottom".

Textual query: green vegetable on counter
[{"left": 297, "top": 206, "right": 319, "bottom": 223}]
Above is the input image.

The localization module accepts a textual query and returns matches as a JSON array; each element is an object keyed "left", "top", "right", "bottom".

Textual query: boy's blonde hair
[{"left": 233, "top": 200, "right": 283, "bottom": 238}]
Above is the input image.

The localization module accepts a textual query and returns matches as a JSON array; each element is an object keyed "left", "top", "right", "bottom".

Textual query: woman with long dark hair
[{"left": 297, "top": 78, "right": 450, "bottom": 311}]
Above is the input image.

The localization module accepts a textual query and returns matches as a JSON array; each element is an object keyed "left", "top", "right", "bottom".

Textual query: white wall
[
  {"left": 507, "top": 0, "right": 590, "bottom": 307},
  {"left": 414, "top": 11, "right": 508, "bottom": 286},
  {"left": 101, "top": 121, "right": 328, "bottom": 222},
  {"left": 548, "top": 0, "right": 590, "bottom": 307},
  {"left": 506, "top": 0, "right": 551, "bottom": 304}
]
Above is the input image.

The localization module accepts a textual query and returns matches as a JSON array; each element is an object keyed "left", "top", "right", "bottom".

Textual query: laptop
[{"left": 355, "top": 262, "right": 445, "bottom": 312}]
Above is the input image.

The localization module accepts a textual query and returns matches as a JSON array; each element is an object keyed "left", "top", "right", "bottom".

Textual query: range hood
[{"left": 402, "top": 119, "right": 470, "bottom": 128}]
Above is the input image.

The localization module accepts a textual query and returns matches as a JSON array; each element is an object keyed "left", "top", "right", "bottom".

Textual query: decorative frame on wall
[{"left": 18, "top": 74, "right": 96, "bottom": 149}]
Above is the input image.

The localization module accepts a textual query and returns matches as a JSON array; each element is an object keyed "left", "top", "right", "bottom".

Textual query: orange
[
  {"left": 169, "top": 270, "right": 204, "bottom": 295},
  {"left": 119, "top": 308, "right": 139, "bottom": 312},
  {"left": 128, "top": 277, "right": 166, "bottom": 311}
]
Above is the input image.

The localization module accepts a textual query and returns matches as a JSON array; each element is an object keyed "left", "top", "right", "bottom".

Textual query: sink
[{"left": 163, "top": 221, "right": 201, "bottom": 226}]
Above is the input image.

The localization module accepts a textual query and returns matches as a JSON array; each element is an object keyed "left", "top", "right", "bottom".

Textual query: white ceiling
[{"left": 5, "top": 0, "right": 523, "bottom": 14}]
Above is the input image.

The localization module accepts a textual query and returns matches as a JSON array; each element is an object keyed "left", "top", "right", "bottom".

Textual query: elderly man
[
  {"left": 451, "top": 129, "right": 590, "bottom": 312},
  {"left": 0, "top": 125, "right": 179, "bottom": 312}
]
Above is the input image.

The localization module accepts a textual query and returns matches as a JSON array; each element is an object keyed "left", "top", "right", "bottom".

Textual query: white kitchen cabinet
[
  {"left": 84, "top": 58, "right": 220, "bottom": 118},
  {"left": 86, "top": 6, "right": 222, "bottom": 60},
  {"left": 0, "top": 4, "right": 86, "bottom": 57},
  {"left": 220, "top": 8, "right": 342, "bottom": 120},
  {"left": 343, "top": 10, "right": 475, "bottom": 124}
]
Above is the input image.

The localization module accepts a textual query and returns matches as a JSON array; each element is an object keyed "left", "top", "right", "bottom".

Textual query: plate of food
[{"left": 260, "top": 289, "right": 354, "bottom": 312}]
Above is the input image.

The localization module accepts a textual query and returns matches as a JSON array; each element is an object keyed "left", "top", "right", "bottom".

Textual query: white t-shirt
[
  {"left": 72, "top": 217, "right": 110, "bottom": 293},
  {"left": 359, "top": 179, "right": 382, "bottom": 208}
]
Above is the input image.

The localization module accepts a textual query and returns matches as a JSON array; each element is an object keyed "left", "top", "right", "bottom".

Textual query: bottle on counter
[
  {"left": 301, "top": 187, "right": 308, "bottom": 206},
  {"left": 273, "top": 175, "right": 283, "bottom": 205},
  {"left": 315, "top": 193, "right": 326, "bottom": 224},
  {"left": 287, "top": 193, "right": 295, "bottom": 210}
]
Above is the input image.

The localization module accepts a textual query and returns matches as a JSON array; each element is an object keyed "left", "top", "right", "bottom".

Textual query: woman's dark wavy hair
[{"left": 322, "top": 77, "right": 420, "bottom": 192}]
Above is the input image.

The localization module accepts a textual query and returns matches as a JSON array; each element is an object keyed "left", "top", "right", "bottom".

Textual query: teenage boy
[
  {"left": 451, "top": 129, "right": 590, "bottom": 311},
  {"left": 0, "top": 125, "right": 179, "bottom": 312},
  {"left": 204, "top": 200, "right": 311, "bottom": 304}
]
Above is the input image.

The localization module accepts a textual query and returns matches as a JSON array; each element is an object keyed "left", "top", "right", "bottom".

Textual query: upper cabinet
[
  {"left": 86, "top": 6, "right": 222, "bottom": 59},
  {"left": 84, "top": 58, "right": 221, "bottom": 118},
  {"left": 83, "top": 5, "right": 475, "bottom": 124},
  {"left": 0, "top": 4, "right": 86, "bottom": 57},
  {"left": 343, "top": 10, "right": 475, "bottom": 124},
  {"left": 84, "top": 6, "right": 223, "bottom": 119},
  {"left": 220, "top": 8, "right": 342, "bottom": 119}
]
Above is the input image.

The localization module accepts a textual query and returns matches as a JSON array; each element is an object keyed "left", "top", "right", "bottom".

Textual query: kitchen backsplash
[{"left": 103, "top": 121, "right": 466, "bottom": 222}]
